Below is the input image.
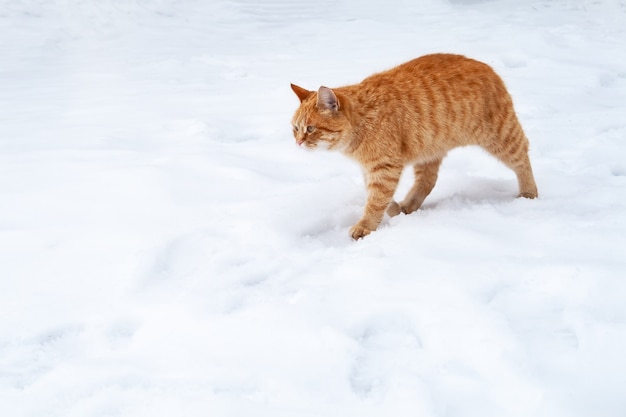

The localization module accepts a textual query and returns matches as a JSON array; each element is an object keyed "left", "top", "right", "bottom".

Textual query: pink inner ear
[{"left": 317, "top": 86, "right": 339, "bottom": 112}]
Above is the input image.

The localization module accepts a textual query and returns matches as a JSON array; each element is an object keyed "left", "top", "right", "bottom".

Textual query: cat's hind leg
[
  {"left": 484, "top": 131, "right": 538, "bottom": 199},
  {"left": 387, "top": 159, "right": 442, "bottom": 217},
  {"left": 511, "top": 153, "right": 538, "bottom": 199}
]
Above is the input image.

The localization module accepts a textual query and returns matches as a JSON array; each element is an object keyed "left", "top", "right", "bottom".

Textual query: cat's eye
[
  {"left": 306, "top": 126, "right": 315, "bottom": 133},
  {"left": 293, "top": 125, "right": 298, "bottom": 132}
]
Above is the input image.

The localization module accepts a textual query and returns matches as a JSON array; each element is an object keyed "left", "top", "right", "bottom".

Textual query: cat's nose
[{"left": 296, "top": 139, "right": 305, "bottom": 146}]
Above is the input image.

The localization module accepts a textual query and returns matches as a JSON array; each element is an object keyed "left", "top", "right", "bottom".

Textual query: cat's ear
[
  {"left": 291, "top": 83, "right": 313, "bottom": 102},
  {"left": 317, "top": 86, "right": 339, "bottom": 112}
]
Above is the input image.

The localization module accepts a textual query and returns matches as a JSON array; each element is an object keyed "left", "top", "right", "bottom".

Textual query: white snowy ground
[{"left": 1, "top": 0, "right": 626, "bottom": 416}]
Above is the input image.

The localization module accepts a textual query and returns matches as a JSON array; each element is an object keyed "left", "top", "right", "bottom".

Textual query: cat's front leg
[{"left": 350, "top": 164, "right": 402, "bottom": 240}]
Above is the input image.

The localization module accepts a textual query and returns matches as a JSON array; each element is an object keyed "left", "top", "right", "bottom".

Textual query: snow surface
[{"left": 1, "top": 0, "right": 626, "bottom": 416}]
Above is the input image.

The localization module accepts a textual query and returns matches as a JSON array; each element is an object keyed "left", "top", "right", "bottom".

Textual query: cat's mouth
[
  {"left": 297, "top": 138, "right": 331, "bottom": 151},
  {"left": 297, "top": 139, "right": 315, "bottom": 149}
]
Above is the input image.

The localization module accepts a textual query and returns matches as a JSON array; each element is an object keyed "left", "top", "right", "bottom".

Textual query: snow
[{"left": 1, "top": 0, "right": 626, "bottom": 416}]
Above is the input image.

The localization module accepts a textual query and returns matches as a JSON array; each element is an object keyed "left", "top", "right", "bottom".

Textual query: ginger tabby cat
[{"left": 290, "top": 53, "right": 538, "bottom": 240}]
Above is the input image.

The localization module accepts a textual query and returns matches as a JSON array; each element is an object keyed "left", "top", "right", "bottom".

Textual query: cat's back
[
  {"left": 402, "top": 53, "right": 490, "bottom": 74},
  {"left": 359, "top": 53, "right": 505, "bottom": 99},
  {"left": 366, "top": 53, "right": 497, "bottom": 84}
]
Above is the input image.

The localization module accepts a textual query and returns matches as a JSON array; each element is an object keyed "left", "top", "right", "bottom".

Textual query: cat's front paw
[
  {"left": 349, "top": 222, "right": 374, "bottom": 240},
  {"left": 386, "top": 201, "right": 401, "bottom": 217}
]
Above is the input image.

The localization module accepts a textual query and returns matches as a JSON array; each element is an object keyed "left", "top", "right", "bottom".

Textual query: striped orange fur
[{"left": 290, "top": 53, "right": 538, "bottom": 240}]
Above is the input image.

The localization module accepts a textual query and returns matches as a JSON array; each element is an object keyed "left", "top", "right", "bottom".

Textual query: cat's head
[{"left": 290, "top": 84, "right": 350, "bottom": 151}]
